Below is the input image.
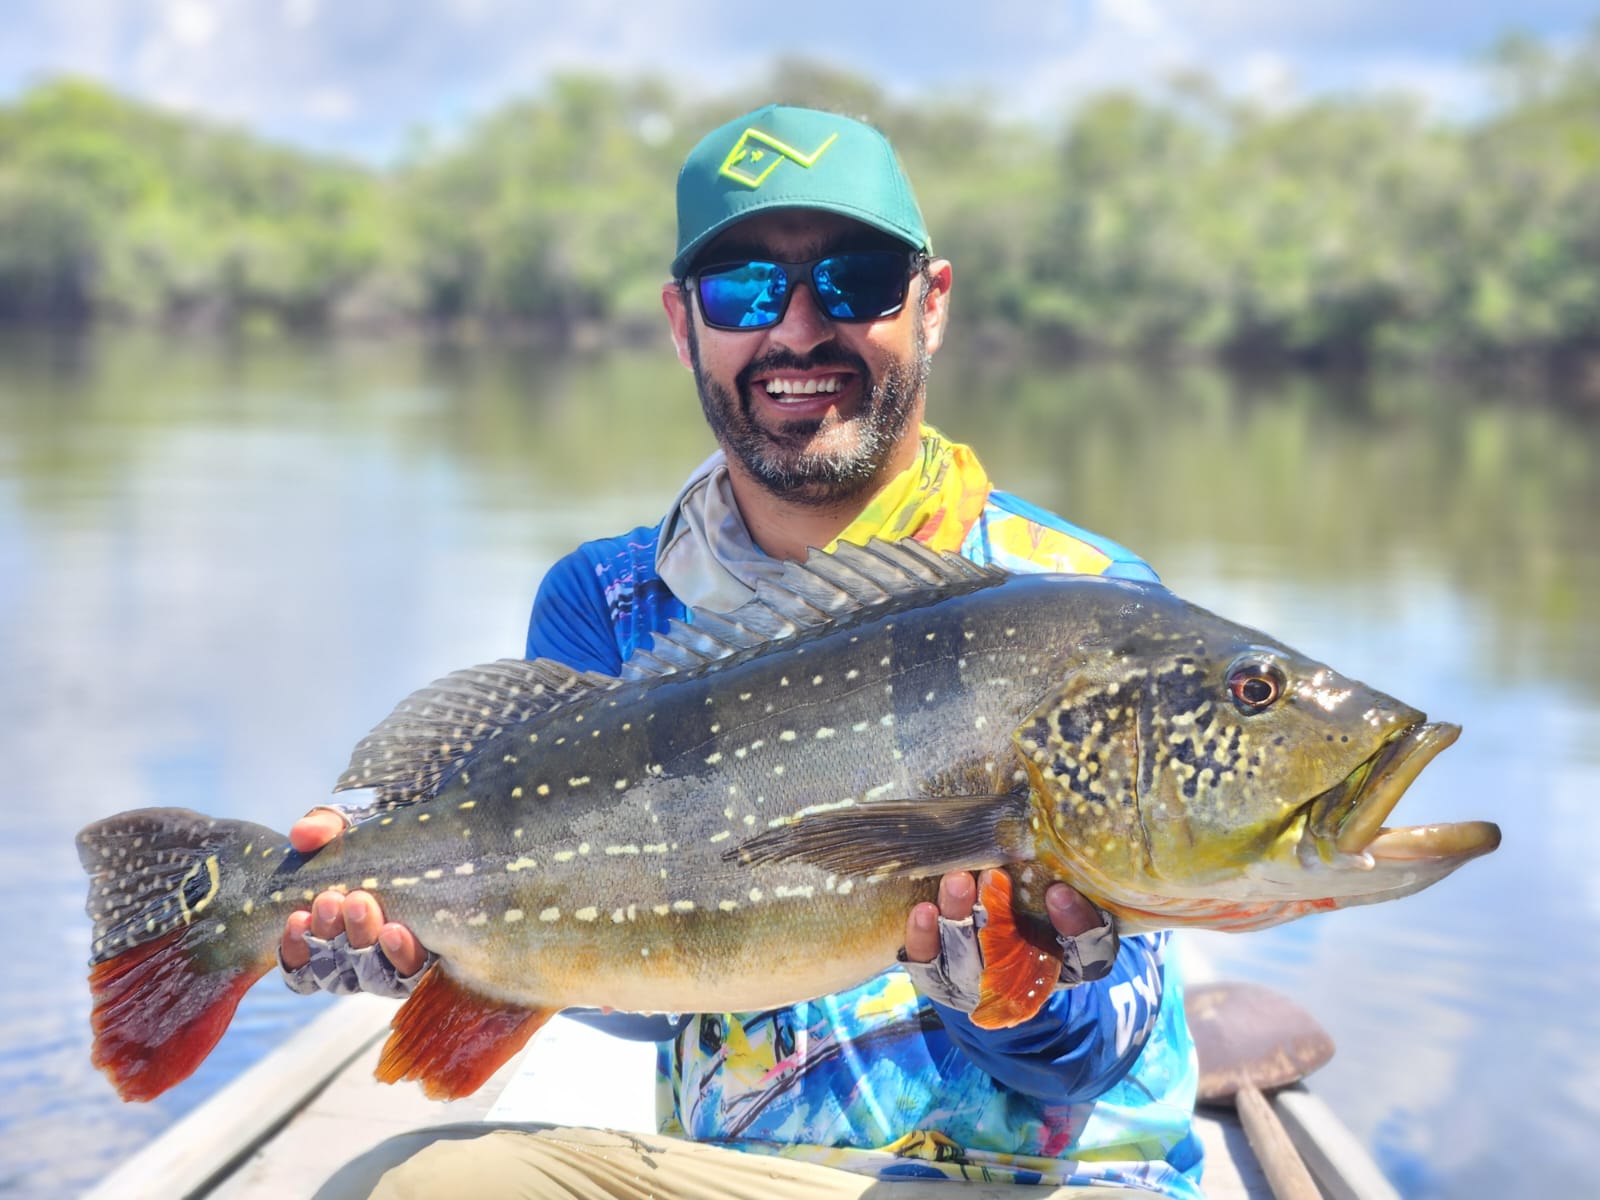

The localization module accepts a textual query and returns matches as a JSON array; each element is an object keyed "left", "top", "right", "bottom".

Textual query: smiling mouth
[
  {"left": 762, "top": 374, "right": 849, "bottom": 400},
  {"left": 1307, "top": 722, "right": 1500, "bottom": 863}
]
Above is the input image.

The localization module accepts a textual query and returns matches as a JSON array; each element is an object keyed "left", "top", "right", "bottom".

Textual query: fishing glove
[
  {"left": 898, "top": 903, "right": 1119, "bottom": 1012},
  {"left": 280, "top": 932, "right": 434, "bottom": 999}
]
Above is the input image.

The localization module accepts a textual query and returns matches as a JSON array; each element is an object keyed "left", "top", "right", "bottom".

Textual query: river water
[{"left": 3, "top": 331, "right": 1595, "bottom": 1198}]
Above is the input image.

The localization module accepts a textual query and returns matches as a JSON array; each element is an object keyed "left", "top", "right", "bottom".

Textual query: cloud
[{"left": 0, "top": 0, "right": 1591, "bottom": 160}]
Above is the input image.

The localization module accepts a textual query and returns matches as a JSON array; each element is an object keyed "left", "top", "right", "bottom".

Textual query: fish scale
[{"left": 76, "top": 538, "right": 1498, "bottom": 1102}]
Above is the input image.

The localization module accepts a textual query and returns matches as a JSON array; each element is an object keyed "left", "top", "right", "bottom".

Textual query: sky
[{"left": 0, "top": 0, "right": 1594, "bottom": 161}]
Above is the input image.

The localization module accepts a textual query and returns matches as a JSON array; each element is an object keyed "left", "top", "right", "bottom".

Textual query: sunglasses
[{"left": 691, "top": 251, "right": 922, "bottom": 331}]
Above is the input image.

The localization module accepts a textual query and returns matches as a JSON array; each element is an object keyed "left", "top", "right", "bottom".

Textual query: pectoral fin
[
  {"left": 724, "top": 792, "right": 1032, "bottom": 878},
  {"left": 377, "top": 967, "right": 555, "bottom": 1100}
]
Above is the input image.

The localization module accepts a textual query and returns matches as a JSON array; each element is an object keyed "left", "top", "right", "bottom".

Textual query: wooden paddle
[{"left": 1185, "top": 980, "right": 1335, "bottom": 1200}]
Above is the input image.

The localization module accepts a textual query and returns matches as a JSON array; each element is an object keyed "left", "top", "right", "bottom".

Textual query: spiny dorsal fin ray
[
  {"left": 621, "top": 538, "right": 1009, "bottom": 682},
  {"left": 334, "top": 658, "right": 618, "bottom": 806}
]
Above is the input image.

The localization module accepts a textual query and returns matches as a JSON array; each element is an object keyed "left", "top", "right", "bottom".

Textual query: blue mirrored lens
[
  {"left": 699, "top": 263, "right": 789, "bottom": 329},
  {"left": 695, "top": 253, "right": 912, "bottom": 329},
  {"left": 813, "top": 253, "right": 909, "bottom": 319}
]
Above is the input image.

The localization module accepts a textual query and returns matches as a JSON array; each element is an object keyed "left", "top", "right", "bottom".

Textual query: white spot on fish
[
  {"left": 362, "top": 877, "right": 380, "bottom": 889},
  {"left": 458, "top": 800, "right": 477, "bottom": 811},
  {"left": 390, "top": 878, "right": 419, "bottom": 887},
  {"left": 749, "top": 887, "right": 764, "bottom": 902},
  {"left": 506, "top": 856, "right": 539, "bottom": 871},
  {"left": 672, "top": 900, "right": 696, "bottom": 913},
  {"left": 719, "top": 900, "right": 739, "bottom": 912},
  {"left": 553, "top": 850, "right": 576, "bottom": 863},
  {"left": 710, "top": 830, "right": 731, "bottom": 843},
  {"left": 505, "top": 909, "right": 525, "bottom": 923},
  {"left": 812, "top": 674, "right": 824, "bottom": 685},
  {"left": 815, "top": 727, "right": 835, "bottom": 739},
  {"left": 705, "top": 752, "right": 723, "bottom": 765},
  {"left": 780, "top": 730, "right": 797, "bottom": 742},
  {"left": 614, "top": 778, "right": 629, "bottom": 790},
  {"left": 605, "top": 844, "right": 639, "bottom": 856},
  {"left": 455, "top": 863, "right": 475, "bottom": 875},
  {"left": 575, "top": 907, "right": 599, "bottom": 921},
  {"left": 467, "top": 913, "right": 489, "bottom": 927},
  {"left": 540, "top": 907, "right": 560, "bottom": 922}
]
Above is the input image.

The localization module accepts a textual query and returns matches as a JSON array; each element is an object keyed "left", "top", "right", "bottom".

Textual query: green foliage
[{"left": 1, "top": 36, "right": 1598, "bottom": 359}]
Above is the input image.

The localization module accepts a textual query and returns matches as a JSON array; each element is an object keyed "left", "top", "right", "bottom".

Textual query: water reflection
[{"left": 1, "top": 331, "right": 1594, "bottom": 1198}]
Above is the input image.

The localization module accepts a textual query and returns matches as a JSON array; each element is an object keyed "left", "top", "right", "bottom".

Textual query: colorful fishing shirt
[{"left": 525, "top": 430, "right": 1204, "bottom": 1197}]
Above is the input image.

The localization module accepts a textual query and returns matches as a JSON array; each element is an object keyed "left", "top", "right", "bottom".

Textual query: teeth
[{"left": 765, "top": 377, "right": 842, "bottom": 397}]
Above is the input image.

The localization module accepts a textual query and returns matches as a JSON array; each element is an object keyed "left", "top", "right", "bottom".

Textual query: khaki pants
[{"left": 314, "top": 1125, "right": 1147, "bottom": 1199}]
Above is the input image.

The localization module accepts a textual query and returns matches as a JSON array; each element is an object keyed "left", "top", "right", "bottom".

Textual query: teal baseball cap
[{"left": 671, "top": 104, "right": 931, "bottom": 278}]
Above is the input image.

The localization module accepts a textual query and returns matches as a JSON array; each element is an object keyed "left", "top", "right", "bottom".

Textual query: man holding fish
[{"left": 281, "top": 105, "right": 1205, "bottom": 1196}]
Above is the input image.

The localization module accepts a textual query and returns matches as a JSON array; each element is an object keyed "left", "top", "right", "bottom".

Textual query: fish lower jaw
[{"left": 1363, "top": 820, "right": 1502, "bottom": 863}]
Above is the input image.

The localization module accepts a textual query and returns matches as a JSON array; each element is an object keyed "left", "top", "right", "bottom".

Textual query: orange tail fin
[
  {"left": 972, "top": 868, "right": 1063, "bottom": 1029},
  {"left": 88, "top": 926, "right": 275, "bottom": 1101},
  {"left": 378, "top": 967, "right": 554, "bottom": 1100},
  {"left": 78, "top": 808, "right": 285, "bottom": 1100}
]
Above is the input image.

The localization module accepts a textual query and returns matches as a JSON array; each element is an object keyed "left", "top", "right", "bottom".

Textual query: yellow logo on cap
[{"left": 718, "top": 129, "right": 839, "bottom": 188}]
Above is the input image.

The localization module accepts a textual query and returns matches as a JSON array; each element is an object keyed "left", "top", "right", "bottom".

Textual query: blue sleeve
[
  {"left": 525, "top": 550, "right": 626, "bottom": 675},
  {"left": 931, "top": 932, "right": 1167, "bottom": 1101}
]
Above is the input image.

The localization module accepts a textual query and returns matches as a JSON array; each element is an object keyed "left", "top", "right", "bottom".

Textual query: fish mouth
[{"left": 1307, "top": 722, "right": 1501, "bottom": 864}]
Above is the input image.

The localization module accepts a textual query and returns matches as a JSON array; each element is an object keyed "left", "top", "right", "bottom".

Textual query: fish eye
[{"left": 1227, "top": 662, "right": 1284, "bottom": 711}]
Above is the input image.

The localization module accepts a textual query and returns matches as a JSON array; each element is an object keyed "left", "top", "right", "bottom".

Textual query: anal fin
[
  {"left": 972, "top": 868, "right": 1063, "bottom": 1030},
  {"left": 377, "top": 968, "right": 555, "bottom": 1100}
]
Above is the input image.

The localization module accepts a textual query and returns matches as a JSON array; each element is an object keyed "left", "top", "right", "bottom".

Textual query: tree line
[{"left": 1, "top": 33, "right": 1596, "bottom": 364}]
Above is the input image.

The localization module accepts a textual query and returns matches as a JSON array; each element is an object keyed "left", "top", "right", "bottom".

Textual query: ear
[
  {"left": 662, "top": 281, "right": 695, "bottom": 371},
  {"left": 920, "top": 258, "right": 953, "bottom": 357}
]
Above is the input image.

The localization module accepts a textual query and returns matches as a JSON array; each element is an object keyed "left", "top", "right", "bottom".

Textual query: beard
[{"left": 687, "top": 316, "right": 931, "bottom": 509}]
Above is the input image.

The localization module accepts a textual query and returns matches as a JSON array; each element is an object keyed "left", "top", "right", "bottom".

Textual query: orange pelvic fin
[
  {"left": 972, "top": 868, "right": 1063, "bottom": 1030},
  {"left": 377, "top": 967, "right": 554, "bottom": 1100},
  {"left": 88, "top": 926, "right": 275, "bottom": 1101}
]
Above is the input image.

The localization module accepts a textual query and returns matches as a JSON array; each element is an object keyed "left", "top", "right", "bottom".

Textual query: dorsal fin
[
  {"left": 619, "top": 538, "right": 1007, "bottom": 682},
  {"left": 333, "top": 658, "right": 618, "bottom": 807}
]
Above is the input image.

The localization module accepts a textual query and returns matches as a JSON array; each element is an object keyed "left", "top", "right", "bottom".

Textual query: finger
[
  {"left": 902, "top": 902, "right": 940, "bottom": 964},
  {"left": 289, "top": 809, "right": 348, "bottom": 855},
  {"left": 344, "top": 891, "right": 383, "bottom": 949},
  {"left": 1045, "top": 883, "right": 1100, "bottom": 938},
  {"left": 310, "top": 890, "right": 347, "bottom": 940},
  {"left": 378, "top": 923, "right": 427, "bottom": 976},
  {"left": 937, "top": 872, "right": 976, "bottom": 922},
  {"left": 281, "top": 910, "right": 312, "bottom": 970}
]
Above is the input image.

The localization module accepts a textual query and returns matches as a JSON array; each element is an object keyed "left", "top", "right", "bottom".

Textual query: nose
[{"left": 768, "top": 277, "right": 834, "bottom": 356}]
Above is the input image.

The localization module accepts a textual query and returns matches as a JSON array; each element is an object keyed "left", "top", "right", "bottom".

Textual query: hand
[
  {"left": 278, "top": 809, "right": 427, "bottom": 977},
  {"left": 902, "top": 870, "right": 1102, "bottom": 964}
]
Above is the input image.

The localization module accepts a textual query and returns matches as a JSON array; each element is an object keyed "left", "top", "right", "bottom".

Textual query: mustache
[{"left": 736, "top": 344, "right": 868, "bottom": 392}]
